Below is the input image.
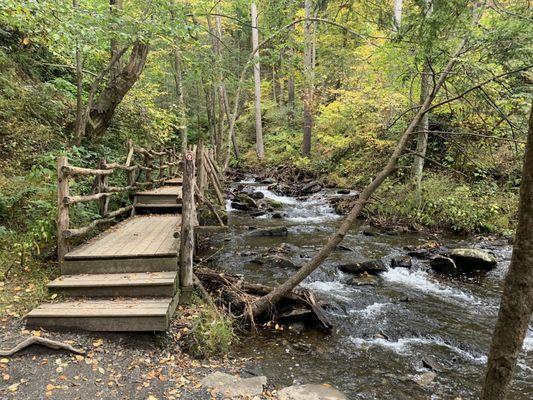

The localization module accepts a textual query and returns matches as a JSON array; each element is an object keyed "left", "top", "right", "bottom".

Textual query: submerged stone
[
  {"left": 251, "top": 255, "right": 298, "bottom": 269},
  {"left": 337, "top": 189, "right": 351, "bottom": 195},
  {"left": 250, "top": 227, "right": 288, "bottom": 237},
  {"left": 278, "top": 384, "right": 347, "bottom": 400},
  {"left": 347, "top": 273, "right": 380, "bottom": 286}
]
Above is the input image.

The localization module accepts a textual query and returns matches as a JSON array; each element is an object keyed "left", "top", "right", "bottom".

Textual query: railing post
[
  {"left": 179, "top": 149, "right": 195, "bottom": 304},
  {"left": 145, "top": 152, "right": 153, "bottom": 188},
  {"left": 196, "top": 140, "right": 206, "bottom": 197},
  {"left": 57, "top": 156, "right": 70, "bottom": 262},
  {"left": 98, "top": 158, "right": 109, "bottom": 216}
]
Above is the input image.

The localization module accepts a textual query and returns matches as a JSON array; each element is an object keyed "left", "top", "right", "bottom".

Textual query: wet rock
[
  {"left": 278, "top": 384, "right": 347, "bottom": 400},
  {"left": 301, "top": 181, "right": 322, "bottom": 194},
  {"left": 347, "top": 273, "right": 380, "bottom": 286},
  {"left": 422, "top": 356, "right": 442, "bottom": 372},
  {"left": 259, "top": 177, "right": 276, "bottom": 184},
  {"left": 288, "top": 322, "right": 306, "bottom": 335},
  {"left": 407, "top": 248, "right": 431, "bottom": 259},
  {"left": 251, "top": 255, "right": 298, "bottom": 269},
  {"left": 250, "top": 211, "right": 266, "bottom": 218},
  {"left": 267, "top": 242, "right": 300, "bottom": 255},
  {"left": 272, "top": 212, "right": 285, "bottom": 219},
  {"left": 412, "top": 371, "right": 436, "bottom": 387},
  {"left": 335, "top": 244, "right": 353, "bottom": 252},
  {"left": 338, "top": 260, "right": 387, "bottom": 275},
  {"left": 200, "top": 371, "right": 266, "bottom": 398},
  {"left": 361, "top": 226, "right": 381, "bottom": 237},
  {"left": 337, "top": 189, "right": 351, "bottom": 195},
  {"left": 448, "top": 248, "right": 497, "bottom": 271},
  {"left": 249, "top": 227, "right": 288, "bottom": 237},
  {"left": 231, "top": 201, "right": 251, "bottom": 211},
  {"left": 234, "top": 193, "right": 258, "bottom": 209},
  {"left": 250, "top": 191, "right": 265, "bottom": 200},
  {"left": 265, "top": 199, "right": 284, "bottom": 209},
  {"left": 390, "top": 255, "right": 412, "bottom": 269},
  {"left": 430, "top": 256, "right": 459, "bottom": 275}
]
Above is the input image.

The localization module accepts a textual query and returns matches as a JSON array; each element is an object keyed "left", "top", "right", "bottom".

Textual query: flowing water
[{"left": 206, "top": 179, "right": 533, "bottom": 399}]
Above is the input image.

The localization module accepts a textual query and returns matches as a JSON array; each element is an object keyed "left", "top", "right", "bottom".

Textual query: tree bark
[
  {"left": 73, "top": 0, "right": 84, "bottom": 144},
  {"left": 287, "top": 25, "right": 295, "bottom": 121},
  {"left": 251, "top": 36, "right": 469, "bottom": 317},
  {"left": 481, "top": 102, "right": 533, "bottom": 400},
  {"left": 251, "top": 3, "right": 265, "bottom": 159},
  {"left": 86, "top": 41, "right": 149, "bottom": 138},
  {"left": 302, "top": 0, "right": 314, "bottom": 157},
  {"left": 173, "top": 45, "right": 188, "bottom": 151},
  {"left": 393, "top": 0, "right": 403, "bottom": 32},
  {"left": 411, "top": 0, "right": 433, "bottom": 188}
]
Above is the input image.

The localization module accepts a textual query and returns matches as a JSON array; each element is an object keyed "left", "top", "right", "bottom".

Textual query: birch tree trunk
[
  {"left": 251, "top": 3, "right": 265, "bottom": 159},
  {"left": 302, "top": 0, "right": 314, "bottom": 157},
  {"left": 393, "top": 0, "right": 403, "bottom": 33},
  {"left": 481, "top": 102, "right": 533, "bottom": 400}
]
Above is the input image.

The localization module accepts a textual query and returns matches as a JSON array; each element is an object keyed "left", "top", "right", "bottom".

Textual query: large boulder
[
  {"left": 234, "top": 193, "right": 258, "bottom": 209},
  {"left": 301, "top": 181, "right": 322, "bottom": 194},
  {"left": 338, "top": 260, "right": 387, "bottom": 275},
  {"left": 250, "top": 191, "right": 265, "bottom": 200},
  {"left": 430, "top": 256, "right": 459, "bottom": 275},
  {"left": 448, "top": 248, "right": 497, "bottom": 271},
  {"left": 278, "top": 384, "right": 347, "bottom": 400}
]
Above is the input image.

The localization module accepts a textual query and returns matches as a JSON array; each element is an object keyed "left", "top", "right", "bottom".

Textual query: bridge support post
[{"left": 179, "top": 149, "right": 195, "bottom": 304}]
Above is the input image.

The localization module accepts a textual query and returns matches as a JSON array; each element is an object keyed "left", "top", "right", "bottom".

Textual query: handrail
[{"left": 56, "top": 140, "right": 181, "bottom": 261}]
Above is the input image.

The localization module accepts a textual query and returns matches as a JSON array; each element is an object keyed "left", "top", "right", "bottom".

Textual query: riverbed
[{"left": 206, "top": 178, "right": 533, "bottom": 399}]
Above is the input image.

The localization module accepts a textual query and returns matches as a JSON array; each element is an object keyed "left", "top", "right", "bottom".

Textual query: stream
[{"left": 206, "top": 178, "right": 533, "bottom": 399}]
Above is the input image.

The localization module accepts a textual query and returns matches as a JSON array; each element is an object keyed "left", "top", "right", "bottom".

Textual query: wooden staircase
[{"left": 27, "top": 179, "right": 183, "bottom": 332}]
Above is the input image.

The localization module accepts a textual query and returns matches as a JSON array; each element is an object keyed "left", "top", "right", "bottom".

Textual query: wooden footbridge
[{"left": 26, "top": 141, "right": 225, "bottom": 332}]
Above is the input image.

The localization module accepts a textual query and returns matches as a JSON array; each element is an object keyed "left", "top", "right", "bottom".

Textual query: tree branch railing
[{"left": 57, "top": 140, "right": 181, "bottom": 262}]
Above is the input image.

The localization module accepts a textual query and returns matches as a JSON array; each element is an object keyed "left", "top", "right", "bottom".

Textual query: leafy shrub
[{"left": 190, "top": 305, "right": 235, "bottom": 358}]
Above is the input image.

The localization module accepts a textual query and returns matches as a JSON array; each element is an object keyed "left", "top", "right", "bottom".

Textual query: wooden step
[
  {"left": 48, "top": 272, "right": 177, "bottom": 297},
  {"left": 26, "top": 296, "right": 179, "bottom": 332},
  {"left": 135, "top": 186, "right": 182, "bottom": 204},
  {"left": 63, "top": 215, "right": 180, "bottom": 274},
  {"left": 134, "top": 203, "right": 182, "bottom": 215},
  {"left": 164, "top": 177, "right": 183, "bottom": 186}
]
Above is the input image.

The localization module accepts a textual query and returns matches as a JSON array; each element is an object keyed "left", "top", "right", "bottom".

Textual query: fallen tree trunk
[{"left": 195, "top": 267, "right": 332, "bottom": 331}]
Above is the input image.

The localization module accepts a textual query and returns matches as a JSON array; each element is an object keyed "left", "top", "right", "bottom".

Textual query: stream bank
[{"left": 203, "top": 175, "right": 533, "bottom": 399}]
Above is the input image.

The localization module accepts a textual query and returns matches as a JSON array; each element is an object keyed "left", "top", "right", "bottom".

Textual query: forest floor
[{"left": 0, "top": 306, "right": 268, "bottom": 400}]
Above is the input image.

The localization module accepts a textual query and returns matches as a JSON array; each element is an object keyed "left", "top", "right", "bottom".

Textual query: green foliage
[
  {"left": 368, "top": 174, "right": 518, "bottom": 235},
  {"left": 190, "top": 304, "right": 235, "bottom": 358}
]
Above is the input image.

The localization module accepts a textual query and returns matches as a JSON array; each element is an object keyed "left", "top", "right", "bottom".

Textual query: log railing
[{"left": 57, "top": 140, "right": 181, "bottom": 261}]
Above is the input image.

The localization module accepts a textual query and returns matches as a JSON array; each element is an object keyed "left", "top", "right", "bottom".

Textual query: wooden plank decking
[{"left": 27, "top": 179, "right": 184, "bottom": 332}]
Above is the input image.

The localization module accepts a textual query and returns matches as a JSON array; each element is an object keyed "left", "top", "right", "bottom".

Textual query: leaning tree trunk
[
  {"left": 481, "top": 102, "right": 533, "bottom": 400},
  {"left": 251, "top": 36, "right": 469, "bottom": 317},
  {"left": 86, "top": 42, "right": 149, "bottom": 138},
  {"left": 251, "top": 3, "right": 265, "bottom": 159}
]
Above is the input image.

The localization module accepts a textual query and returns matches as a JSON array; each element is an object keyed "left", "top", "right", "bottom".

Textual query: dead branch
[{"left": 0, "top": 336, "right": 85, "bottom": 356}]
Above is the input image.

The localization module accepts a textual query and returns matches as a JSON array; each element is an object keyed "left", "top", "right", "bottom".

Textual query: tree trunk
[
  {"left": 393, "top": 0, "right": 403, "bottom": 32},
  {"left": 86, "top": 42, "right": 149, "bottom": 139},
  {"left": 302, "top": 0, "right": 314, "bottom": 157},
  {"left": 251, "top": 3, "right": 265, "bottom": 159},
  {"left": 173, "top": 45, "right": 187, "bottom": 151},
  {"left": 287, "top": 24, "right": 295, "bottom": 121},
  {"left": 73, "top": 0, "right": 83, "bottom": 144},
  {"left": 251, "top": 36, "right": 469, "bottom": 317},
  {"left": 411, "top": 0, "right": 433, "bottom": 188},
  {"left": 481, "top": 102, "right": 533, "bottom": 400}
]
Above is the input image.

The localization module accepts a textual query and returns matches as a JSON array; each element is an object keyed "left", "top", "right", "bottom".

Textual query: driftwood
[
  {"left": 0, "top": 336, "right": 85, "bottom": 356},
  {"left": 195, "top": 267, "right": 332, "bottom": 331}
]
